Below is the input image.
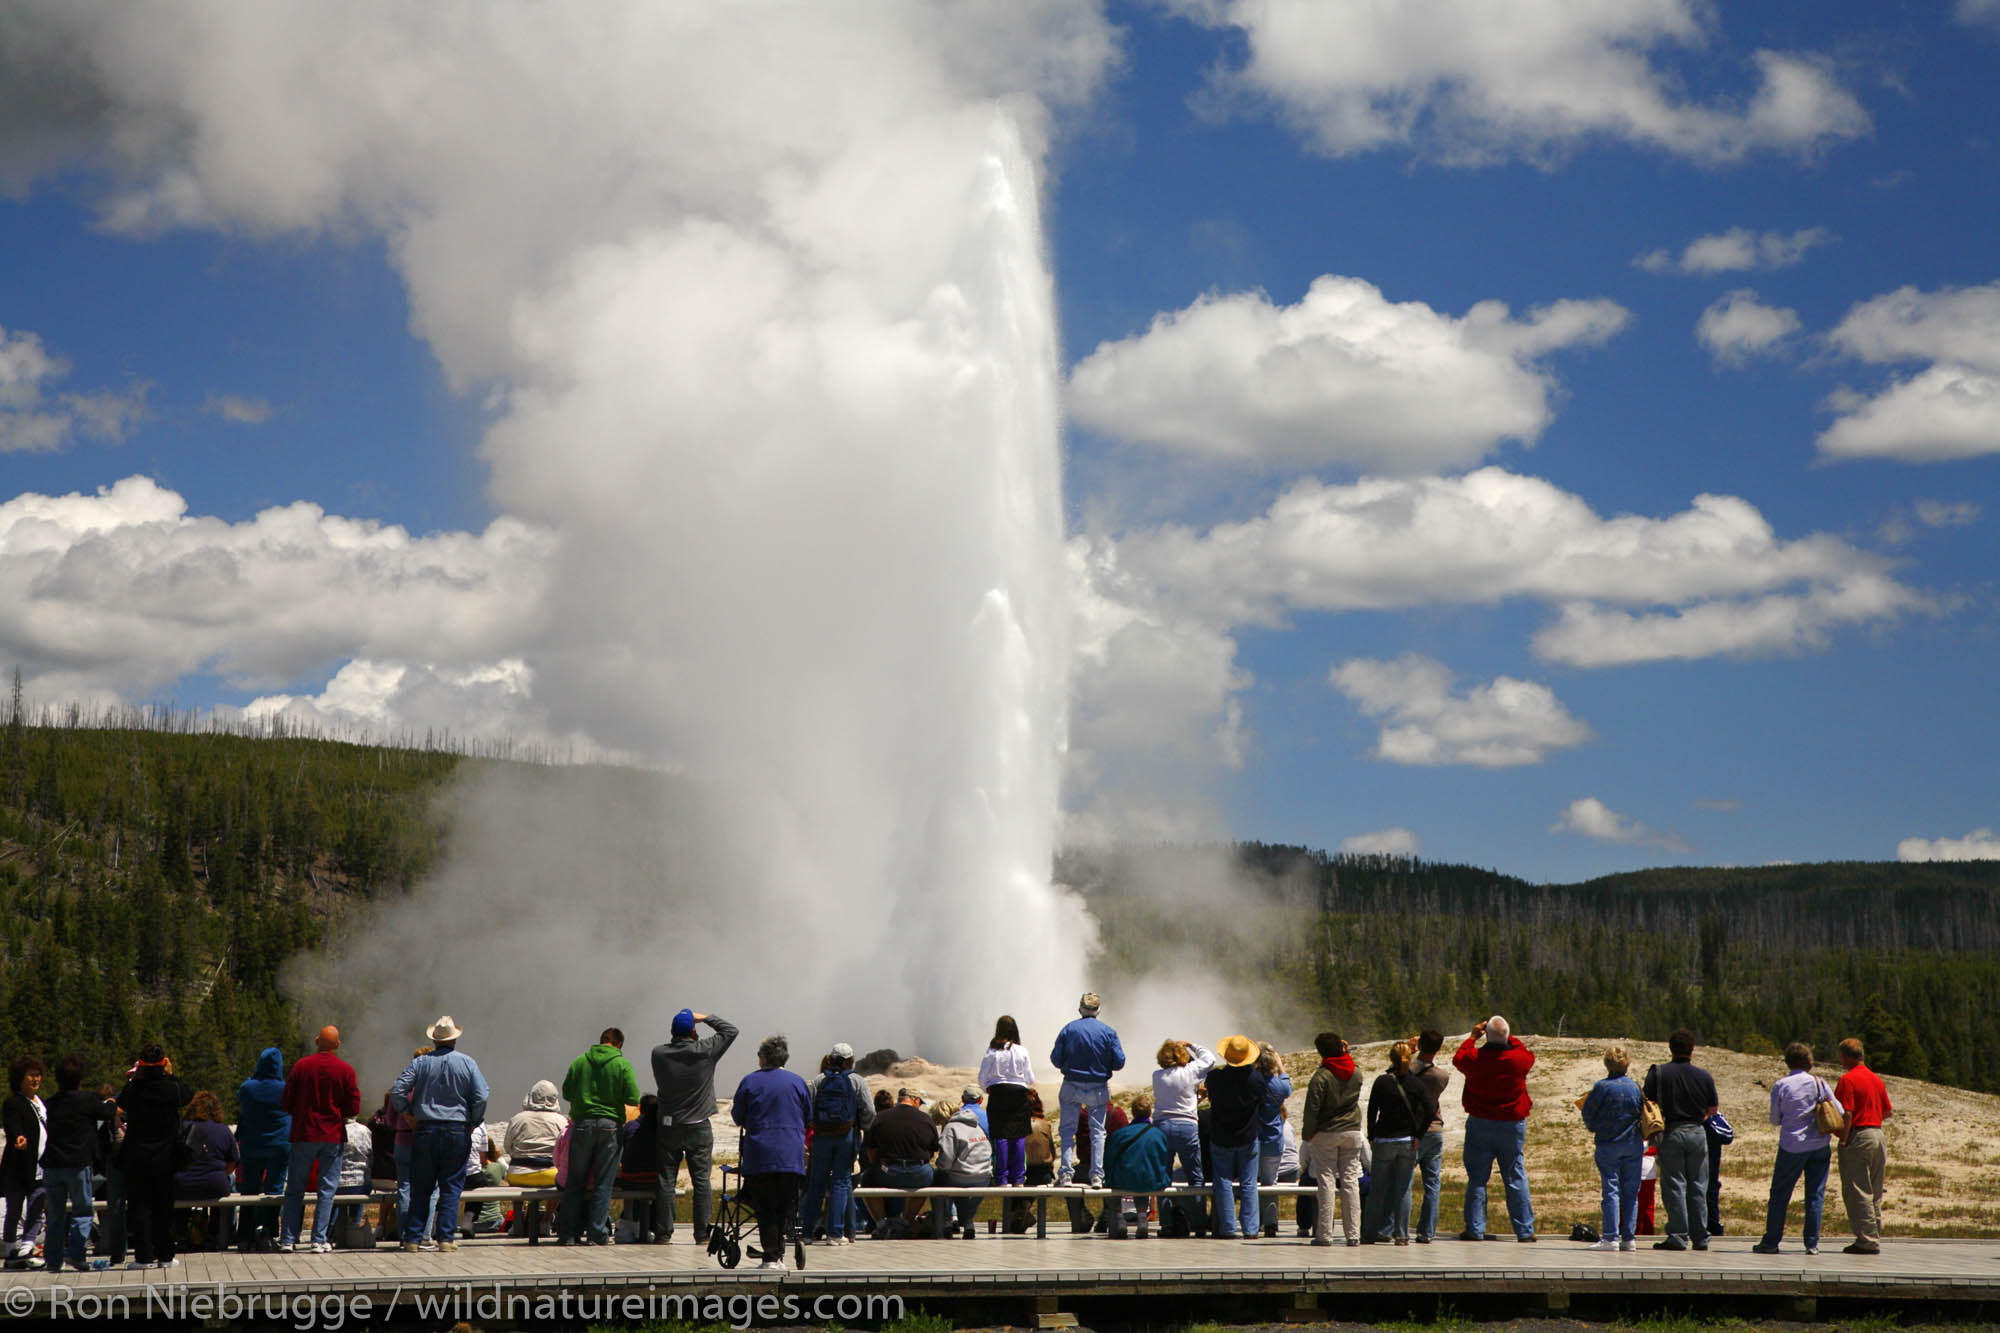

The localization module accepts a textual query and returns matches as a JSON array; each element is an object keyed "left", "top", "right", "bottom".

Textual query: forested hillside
[
  {"left": 1065, "top": 843, "right": 2000, "bottom": 1091},
  {"left": 0, "top": 704, "right": 465, "bottom": 1093},
  {"left": 6, "top": 707, "right": 1997, "bottom": 1099}
]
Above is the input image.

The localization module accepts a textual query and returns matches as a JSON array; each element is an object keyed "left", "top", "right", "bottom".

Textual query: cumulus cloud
[
  {"left": 1880, "top": 499, "right": 1981, "bottom": 546},
  {"left": 202, "top": 392, "right": 273, "bottom": 424},
  {"left": 1819, "top": 281, "right": 2000, "bottom": 462},
  {"left": 0, "top": 476, "right": 553, "bottom": 700},
  {"left": 1330, "top": 653, "right": 1592, "bottom": 767},
  {"left": 1065, "top": 276, "right": 1628, "bottom": 473},
  {"left": 1339, "top": 827, "right": 1421, "bottom": 858},
  {"left": 1898, "top": 828, "right": 2000, "bottom": 861},
  {"left": 0, "top": 323, "right": 148, "bottom": 452},
  {"left": 1105, "top": 469, "right": 1921, "bottom": 657},
  {"left": 1551, "top": 796, "right": 1691, "bottom": 853},
  {"left": 1696, "top": 290, "right": 1801, "bottom": 366},
  {"left": 1635, "top": 226, "right": 1832, "bottom": 274},
  {"left": 1164, "top": 0, "right": 1869, "bottom": 166}
]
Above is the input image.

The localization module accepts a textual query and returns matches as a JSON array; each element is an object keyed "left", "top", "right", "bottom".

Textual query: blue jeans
[
  {"left": 1364, "top": 1139, "right": 1417, "bottom": 1240},
  {"left": 1415, "top": 1129, "right": 1443, "bottom": 1240},
  {"left": 282, "top": 1140, "right": 343, "bottom": 1246},
  {"left": 873, "top": 1161, "right": 932, "bottom": 1218},
  {"left": 1156, "top": 1116, "right": 1204, "bottom": 1187},
  {"left": 1057, "top": 1080, "right": 1109, "bottom": 1183},
  {"left": 1594, "top": 1138, "right": 1643, "bottom": 1241},
  {"left": 1761, "top": 1144, "right": 1830, "bottom": 1250},
  {"left": 239, "top": 1149, "right": 287, "bottom": 1245},
  {"left": 801, "top": 1131, "right": 856, "bottom": 1238},
  {"left": 41, "top": 1167, "right": 91, "bottom": 1272},
  {"left": 1209, "top": 1142, "right": 1260, "bottom": 1237},
  {"left": 1658, "top": 1121, "right": 1709, "bottom": 1244},
  {"left": 1462, "top": 1116, "right": 1534, "bottom": 1239},
  {"left": 406, "top": 1123, "right": 471, "bottom": 1244},
  {"left": 558, "top": 1117, "right": 623, "bottom": 1244}
]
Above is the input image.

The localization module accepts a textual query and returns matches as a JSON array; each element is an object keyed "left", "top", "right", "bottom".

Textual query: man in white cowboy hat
[{"left": 389, "top": 1016, "right": 489, "bottom": 1253}]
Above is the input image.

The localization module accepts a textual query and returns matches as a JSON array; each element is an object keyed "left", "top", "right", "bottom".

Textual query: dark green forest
[
  {"left": 5, "top": 701, "right": 1997, "bottom": 1099},
  {"left": 1066, "top": 843, "right": 2000, "bottom": 1091}
]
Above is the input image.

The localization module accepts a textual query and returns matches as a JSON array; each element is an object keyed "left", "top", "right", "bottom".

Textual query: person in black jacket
[
  {"left": 1361, "top": 1042, "right": 1438, "bottom": 1244},
  {"left": 39, "top": 1056, "right": 113, "bottom": 1273},
  {"left": 3, "top": 1055, "right": 47, "bottom": 1270},
  {"left": 116, "top": 1045, "right": 192, "bottom": 1269},
  {"left": 1204, "top": 1035, "right": 1272, "bottom": 1239}
]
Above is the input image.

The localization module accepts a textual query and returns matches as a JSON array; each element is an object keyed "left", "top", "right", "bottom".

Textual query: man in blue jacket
[{"left": 1050, "top": 992, "right": 1125, "bottom": 1187}]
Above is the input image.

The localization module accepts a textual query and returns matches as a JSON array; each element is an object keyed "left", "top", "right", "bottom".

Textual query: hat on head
[
  {"left": 962, "top": 1084, "right": 983, "bottom": 1103},
  {"left": 1078, "top": 992, "right": 1101, "bottom": 1015},
  {"left": 831, "top": 1042, "right": 854, "bottom": 1061},
  {"left": 1219, "top": 1034, "right": 1256, "bottom": 1067},
  {"left": 427, "top": 1015, "right": 463, "bottom": 1043},
  {"left": 671, "top": 1009, "right": 696, "bottom": 1037},
  {"left": 897, "top": 1087, "right": 924, "bottom": 1104}
]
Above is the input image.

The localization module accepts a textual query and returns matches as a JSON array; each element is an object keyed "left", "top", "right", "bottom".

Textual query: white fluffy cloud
[
  {"left": 1696, "top": 290, "right": 1801, "bottom": 366},
  {"left": 1898, "top": 828, "right": 2000, "bottom": 861},
  {"left": 1065, "top": 276, "right": 1628, "bottom": 473},
  {"left": 1106, "top": 469, "right": 1921, "bottom": 663},
  {"left": 1165, "top": 0, "right": 1869, "bottom": 165},
  {"left": 1551, "top": 796, "right": 1690, "bottom": 852},
  {"left": 1820, "top": 281, "right": 2000, "bottom": 461},
  {"left": 1330, "top": 653, "right": 1592, "bottom": 767},
  {"left": 0, "top": 324, "right": 148, "bottom": 452},
  {"left": 1636, "top": 226, "right": 1831, "bottom": 274},
  {"left": 0, "top": 476, "right": 553, "bottom": 698},
  {"left": 1338, "top": 827, "right": 1421, "bottom": 858}
]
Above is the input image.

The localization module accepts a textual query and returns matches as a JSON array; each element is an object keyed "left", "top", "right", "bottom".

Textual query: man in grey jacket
[{"left": 649, "top": 1009, "right": 737, "bottom": 1243}]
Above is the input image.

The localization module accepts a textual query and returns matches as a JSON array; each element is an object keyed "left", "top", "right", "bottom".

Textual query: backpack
[
  {"left": 173, "top": 1120, "right": 206, "bottom": 1172},
  {"left": 813, "top": 1074, "right": 857, "bottom": 1132}
]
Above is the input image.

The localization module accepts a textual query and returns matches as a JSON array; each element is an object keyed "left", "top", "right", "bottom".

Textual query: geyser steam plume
[{"left": 1, "top": 3, "right": 1113, "bottom": 1095}]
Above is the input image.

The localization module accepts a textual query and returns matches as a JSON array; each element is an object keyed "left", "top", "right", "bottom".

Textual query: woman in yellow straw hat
[{"left": 1203, "top": 1034, "right": 1270, "bottom": 1240}]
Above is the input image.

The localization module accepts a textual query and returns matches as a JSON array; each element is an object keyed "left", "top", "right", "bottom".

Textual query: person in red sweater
[
  {"left": 279, "top": 1027, "right": 362, "bottom": 1254},
  {"left": 1833, "top": 1037, "right": 1892, "bottom": 1255},
  {"left": 1452, "top": 1016, "right": 1536, "bottom": 1241}
]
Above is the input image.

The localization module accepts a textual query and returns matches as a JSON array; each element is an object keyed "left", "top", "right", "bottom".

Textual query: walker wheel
[
  {"left": 793, "top": 1237, "right": 806, "bottom": 1269},
  {"left": 718, "top": 1238, "right": 741, "bottom": 1269}
]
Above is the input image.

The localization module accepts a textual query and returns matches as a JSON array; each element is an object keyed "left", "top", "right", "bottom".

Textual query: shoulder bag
[
  {"left": 1812, "top": 1078, "right": 1848, "bottom": 1137},
  {"left": 1638, "top": 1068, "right": 1666, "bottom": 1140}
]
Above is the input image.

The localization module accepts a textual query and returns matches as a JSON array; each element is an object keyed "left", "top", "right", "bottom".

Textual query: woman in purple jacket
[{"left": 730, "top": 1035, "right": 810, "bottom": 1272}]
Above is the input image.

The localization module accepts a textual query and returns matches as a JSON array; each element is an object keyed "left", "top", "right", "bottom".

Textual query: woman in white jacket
[
  {"left": 1151, "top": 1039, "right": 1217, "bottom": 1187},
  {"left": 977, "top": 1016, "right": 1036, "bottom": 1188}
]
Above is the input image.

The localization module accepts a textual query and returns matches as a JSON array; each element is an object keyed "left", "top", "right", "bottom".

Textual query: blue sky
[{"left": 2, "top": 1, "right": 1997, "bottom": 882}]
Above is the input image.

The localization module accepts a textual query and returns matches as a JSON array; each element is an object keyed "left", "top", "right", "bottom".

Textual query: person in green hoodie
[{"left": 558, "top": 1028, "right": 642, "bottom": 1246}]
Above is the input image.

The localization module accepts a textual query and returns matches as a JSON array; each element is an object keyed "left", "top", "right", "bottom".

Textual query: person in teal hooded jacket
[
  {"left": 1102, "top": 1099, "right": 1171, "bottom": 1239},
  {"left": 558, "top": 1028, "right": 641, "bottom": 1245},
  {"left": 235, "top": 1047, "right": 291, "bottom": 1247}
]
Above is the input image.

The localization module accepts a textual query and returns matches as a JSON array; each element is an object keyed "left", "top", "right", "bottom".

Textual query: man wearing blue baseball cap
[{"left": 649, "top": 1009, "right": 737, "bottom": 1243}]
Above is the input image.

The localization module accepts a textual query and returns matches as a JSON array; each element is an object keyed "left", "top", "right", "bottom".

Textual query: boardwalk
[{"left": 4, "top": 1234, "right": 1995, "bottom": 1324}]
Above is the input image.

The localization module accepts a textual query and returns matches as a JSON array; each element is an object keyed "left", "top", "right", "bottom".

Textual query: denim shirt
[
  {"left": 1581, "top": 1074, "right": 1642, "bottom": 1146},
  {"left": 391, "top": 1047, "right": 490, "bottom": 1126},
  {"left": 1257, "top": 1072, "right": 1293, "bottom": 1152}
]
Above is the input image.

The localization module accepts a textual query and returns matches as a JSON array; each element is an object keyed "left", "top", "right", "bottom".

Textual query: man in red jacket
[
  {"left": 279, "top": 1026, "right": 362, "bottom": 1254},
  {"left": 1452, "top": 1016, "right": 1536, "bottom": 1242}
]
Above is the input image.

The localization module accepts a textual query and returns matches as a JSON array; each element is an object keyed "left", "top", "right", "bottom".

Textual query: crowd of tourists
[{"left": 0, "top": 996, "right": 1897, "bottom": 1272}]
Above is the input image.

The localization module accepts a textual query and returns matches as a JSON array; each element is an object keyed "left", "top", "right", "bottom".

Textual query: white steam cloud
[{"left": 2, "top": 2, "right": 1117, "bottom": 1094}]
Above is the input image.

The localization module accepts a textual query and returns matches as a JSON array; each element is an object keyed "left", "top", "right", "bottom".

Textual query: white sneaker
[
  {"left": 759, "top": 1258, "right": 786, "bottom": 1271},
  {"left": 417, "top": 1239, "right": 439, "bottom": 1253},
  {"left": 276, "top": 1241, "right": 295, "bottom": 1254},
  {"left": 310, "top": 1241, "right": 333, "bottom": 1255},
  {"left": 1589, "top": 1238, "right": 1620, "bottom": 1251},
  {"left": 155, "top": 1258, "right": 180, "bottom": 1269},
  {"left": 1619, "top": 1238, "right": 1636, "bottom": 1252},
  {"left": 837, "top": 1235, "right": 854, "bottom": 1246}
]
